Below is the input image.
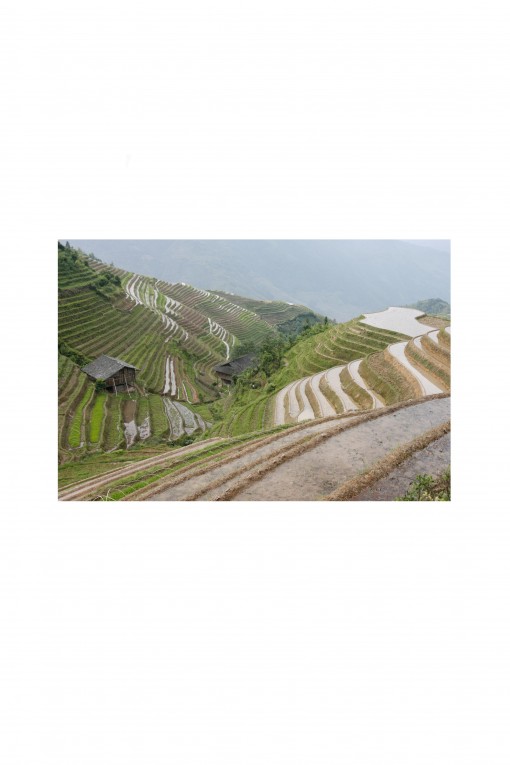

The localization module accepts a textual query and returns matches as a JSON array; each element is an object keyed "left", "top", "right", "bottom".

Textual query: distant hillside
[
  {"left": 214, "top": 291, "right": 325, "bottom": 336},
  {"left": 406, "top": 298, "right": 451, "bottom": 316},
  {"left": 65, "top": 240, "right": 451, "bottom": 322}
]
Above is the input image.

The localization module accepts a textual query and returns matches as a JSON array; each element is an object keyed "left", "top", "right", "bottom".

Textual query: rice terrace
[{"left": 58, "top": 240, "right": 451, "bottom": 502}]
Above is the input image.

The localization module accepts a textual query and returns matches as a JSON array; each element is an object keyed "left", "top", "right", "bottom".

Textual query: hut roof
[
  {"left": 214, "top": 353, "right": 257, "bottom": 376},
  {"left": 82, "top": 355, "right": 138, "bottom": 380}
]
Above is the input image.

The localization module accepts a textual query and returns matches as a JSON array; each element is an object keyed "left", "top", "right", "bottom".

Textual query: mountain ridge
[{"left": 65, "top": 240, "right": 450, "bottom": 321}]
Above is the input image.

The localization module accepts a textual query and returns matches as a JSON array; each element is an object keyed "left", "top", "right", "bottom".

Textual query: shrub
[
  {"left": 397, "top": 469, "right": 451, "bottom": 501},
  {"left": 58, "top": 340, "right": 88, "bottom": 368}
]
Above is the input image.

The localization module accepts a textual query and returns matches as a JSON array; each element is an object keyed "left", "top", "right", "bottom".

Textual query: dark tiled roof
[
  {"left": 82, "top": 355, "right": 138, "bottom": 380},
  {"left": 214, "top": 353, "right": 257, "bottom": 376}
]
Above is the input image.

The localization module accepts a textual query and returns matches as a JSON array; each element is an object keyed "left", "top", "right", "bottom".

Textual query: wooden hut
[
  {"left": 214, "top": 353, "right": 257, "bottom": 385},
  {"left": 82, "top": 355, "right": 138, "bottom": 392}
]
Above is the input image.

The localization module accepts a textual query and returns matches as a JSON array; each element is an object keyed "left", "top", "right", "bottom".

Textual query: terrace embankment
[
  {"left": 229, "top": 397, "right": 450, "bottom": 501},
  {"left": 61, "top": 395, "right": 450, "bottom": 501},
  {"left": 129, "top": 395, "right": 450, "bottom": 502},
  {"left": 273, "top": 323, "right": 450, "bottom": 426},
  {"left": 348, "top": 432, "right": 450, "bottom": 501},
  {"left": 147, "top": 413, "right": 366, "bottom": 501}
]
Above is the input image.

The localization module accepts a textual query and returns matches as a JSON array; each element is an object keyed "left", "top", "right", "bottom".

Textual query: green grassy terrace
[{"left": 209, "top": 319, "right": 409, "bottom": 437}]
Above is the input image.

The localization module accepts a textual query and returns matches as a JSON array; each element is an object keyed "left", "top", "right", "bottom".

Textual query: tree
[{"left": 258, "top": 334, "right": 286, "bottom": 377}]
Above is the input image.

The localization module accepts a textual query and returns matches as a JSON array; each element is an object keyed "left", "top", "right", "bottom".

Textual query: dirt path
[
  {"left": 387, "top": 342, "right": 442, "bottom": 395},
  {"left": 351, "top": 433, "right": 450, "bottom": 500},
  {"left": 232, "top": 397, "right": 450, "bottom": 501},
  {"left": 150, "top": 414, "right": 365, "bottom": 501},
  {"left": 58, "top": 437, "right": 225, "bottom": 501}
]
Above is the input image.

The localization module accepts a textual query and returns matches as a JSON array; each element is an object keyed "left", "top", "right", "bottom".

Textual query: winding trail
[{"left": 58, "top": 437, "right": 224, "bottom": 501}]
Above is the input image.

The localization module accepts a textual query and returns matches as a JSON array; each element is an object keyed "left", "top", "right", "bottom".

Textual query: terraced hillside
[
  {"left": 58, "top": 244, "right": 322, "bottom": 464},
  {"left": 272, "top": 308, "right": 450, "bottom": 427},
  {"left": 208, "top": 317, "right": 411, "bottom": 438},
  {"left": 206, "top": 305, "right": 450, "bottom": 440},
  {"left": 58, "top": 245, "right": 451, "bottom": 500},
  {"left": 214, "top": 291, "right": 324, "bottom": 334},
  {"left": 59, "top": 395, "right": 450, "bottom": 502}
]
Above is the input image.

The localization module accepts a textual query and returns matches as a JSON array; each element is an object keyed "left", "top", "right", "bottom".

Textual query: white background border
[{"left": 1, "top": 1, "right": 509, "bottom": 763}]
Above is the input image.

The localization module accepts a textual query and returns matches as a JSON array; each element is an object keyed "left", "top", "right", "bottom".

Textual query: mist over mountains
[{"left": 66, "top": 240, "right": 450, "bottom": 321}]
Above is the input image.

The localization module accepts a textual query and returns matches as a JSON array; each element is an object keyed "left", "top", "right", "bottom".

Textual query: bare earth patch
[
  {"left": 351, "top": 433, "right": 450, "bottom": 501},
  {"left": 231, "top": 397, "right": 450, "bottom": 501}
]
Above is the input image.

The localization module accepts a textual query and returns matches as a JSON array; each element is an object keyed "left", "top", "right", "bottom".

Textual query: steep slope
[
  {"left": 65, "top": 240, "right": 451, "bottom": 321},
  {"left": 58, "top": 244, "right": 322, "bottom": 463}
]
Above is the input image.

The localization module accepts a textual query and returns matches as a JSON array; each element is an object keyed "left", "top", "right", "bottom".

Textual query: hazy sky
[{"left": 404, "top": 240, "right": 450, "bottom": 253}]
